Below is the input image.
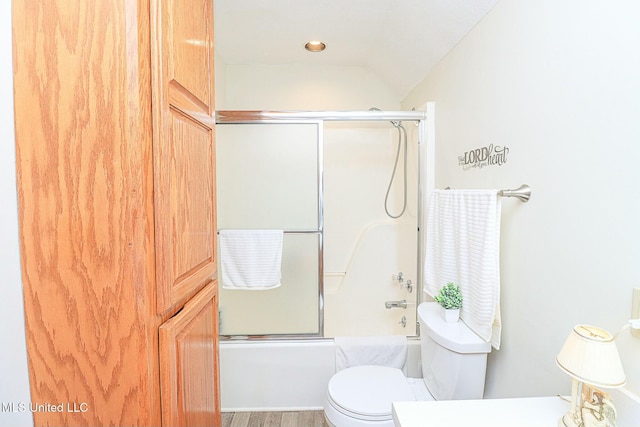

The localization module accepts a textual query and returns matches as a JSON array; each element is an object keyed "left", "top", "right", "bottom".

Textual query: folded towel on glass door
[{"left": 219, "top": 229, "right": 283, "bottom": 290}]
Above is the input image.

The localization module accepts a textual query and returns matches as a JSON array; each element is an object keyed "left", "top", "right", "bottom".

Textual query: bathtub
[{"left": 220, "top": 338, "right": 423, "bottom": 411}]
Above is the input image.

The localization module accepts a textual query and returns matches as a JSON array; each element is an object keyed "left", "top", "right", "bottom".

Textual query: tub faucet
[{"left": 385, "top": 300, "right": 407, "bottom": 309}]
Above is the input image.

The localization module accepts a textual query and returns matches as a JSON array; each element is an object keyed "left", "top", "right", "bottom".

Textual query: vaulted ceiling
[{"left": 214, "top": 0, "right": 499, "bottom": 99}]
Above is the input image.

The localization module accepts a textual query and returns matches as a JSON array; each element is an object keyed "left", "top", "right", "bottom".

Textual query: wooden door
[
  {"left": 13, "top": 0, "right": 161, "bottom": 425},
  {"left": 151, "top": 0, "right": 217, "bottom": 313},
  {"left": 159, "top": 281, "right": 221, "bottom": 426}
]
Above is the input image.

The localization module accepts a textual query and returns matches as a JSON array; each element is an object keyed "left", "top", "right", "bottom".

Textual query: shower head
[
  {"left": 369, "top": 107, "right": 408, "bottom": 218},
  {"left": 369, "top": 107, "right": 401, "bottom": 128}
]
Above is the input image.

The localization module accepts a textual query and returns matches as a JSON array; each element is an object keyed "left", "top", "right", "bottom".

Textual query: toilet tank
[{"left": 418, "top": 302, "right": 491, "bottom": 401}]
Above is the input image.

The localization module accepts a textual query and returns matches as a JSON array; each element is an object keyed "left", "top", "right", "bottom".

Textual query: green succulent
[{"left": 434, "top": 282, "right": 463, "bottom": 309}]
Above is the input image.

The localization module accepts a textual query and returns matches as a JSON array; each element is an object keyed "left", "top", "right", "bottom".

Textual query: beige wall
[
  {"left": 216, "top": 63, "right": 400, "bottom": 110},
  {"left": 405, "top": 0, "right": 640, "bottom": 398}
]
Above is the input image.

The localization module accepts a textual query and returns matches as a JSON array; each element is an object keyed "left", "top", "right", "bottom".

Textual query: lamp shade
[{"left": 556, "top": 325, "right": 626, "bottom": 388}]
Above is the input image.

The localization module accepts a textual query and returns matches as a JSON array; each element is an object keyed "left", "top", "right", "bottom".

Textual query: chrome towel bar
[
  {"left": 444, "top": 184, "right": 531, "bottom": 203},
  {"left": 498, "top": 184, "right": 531, "bottom": 202}
]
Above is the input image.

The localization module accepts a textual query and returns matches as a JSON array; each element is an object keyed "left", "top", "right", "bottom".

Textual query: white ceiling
[{"left": 214, "top": 0, "right": 499, "bottom": 99}]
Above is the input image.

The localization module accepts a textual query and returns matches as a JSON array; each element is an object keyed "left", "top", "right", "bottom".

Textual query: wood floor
[{"left": 222, "top": 410, "right": 329, "bottom": 427}]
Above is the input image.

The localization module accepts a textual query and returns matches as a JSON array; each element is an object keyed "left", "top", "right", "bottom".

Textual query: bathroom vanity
[
  {"left": 393, "top": 388, "right": 640, "bottom": 426},
  {"left": 392, "top": 396, "right": 568, "bottom": 427}
]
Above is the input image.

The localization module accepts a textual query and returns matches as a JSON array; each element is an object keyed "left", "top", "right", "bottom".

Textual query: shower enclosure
[{"left": 215, "top": 110, "right": 427, "bottom": 339}]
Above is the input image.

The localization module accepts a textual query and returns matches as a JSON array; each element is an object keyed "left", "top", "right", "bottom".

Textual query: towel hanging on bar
[
  {"left": 219, "top": 230, "right": 283, "bottom": 290},
  {"left": 424, "top": 189, "right": 503, "bottom": 349}
]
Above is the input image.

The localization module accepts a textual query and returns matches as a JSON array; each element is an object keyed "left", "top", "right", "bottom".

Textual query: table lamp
[{"left": 556, "top": 325, "right": 626, "bottom": 427}]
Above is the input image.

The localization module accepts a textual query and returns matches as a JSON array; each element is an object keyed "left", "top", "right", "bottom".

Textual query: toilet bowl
[
  {"left": 324, "top": 365, "right": 432, "bottom": 427},
  {"left": 323, "top": 302, "right": 491, "bottom": 427}
]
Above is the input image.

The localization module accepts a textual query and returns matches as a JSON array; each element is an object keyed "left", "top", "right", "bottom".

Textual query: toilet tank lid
[{"left": 418, "top": 302, "right": 491, "bottom": 354}]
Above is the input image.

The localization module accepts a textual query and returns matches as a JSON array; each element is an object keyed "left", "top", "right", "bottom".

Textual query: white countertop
[{"left": 392, "top": 396, "right": 569, "bottom": 427}]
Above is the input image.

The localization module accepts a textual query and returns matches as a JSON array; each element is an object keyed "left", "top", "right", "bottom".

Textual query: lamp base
[
  {"left": 559, "top": 378, "right": 583, "bottom": 427},
  {"left": 581, "top": 385, "right": 617, "bottom": 427},
  {"left": 558, "top": 413, "right": 581, "bottom": 427}
]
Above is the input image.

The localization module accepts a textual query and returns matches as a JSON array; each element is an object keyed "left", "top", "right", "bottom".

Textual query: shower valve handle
[
  {"left": 398, "top": 316, "right": 407, "bottom": 328},
  {"left": 404, "top": 280, "right": 413, "bottom": 293},
  {"left": 393, "top": 272, "right": 404, "bottom": 284}
]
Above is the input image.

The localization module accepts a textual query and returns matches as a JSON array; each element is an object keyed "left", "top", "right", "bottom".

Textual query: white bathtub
[{"left": 220, "top": 338, "right": 423, "bottom": 411}]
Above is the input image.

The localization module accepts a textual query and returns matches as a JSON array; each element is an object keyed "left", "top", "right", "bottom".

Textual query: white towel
[
  {"left": 334, "top": 335, "right": 408, "bottom": 374},
  {"left": 424, "top": 189, "right": 502, "bottom": 349},
  {"left": 219, "top": 230, "right": 283, "bottom": 290}
]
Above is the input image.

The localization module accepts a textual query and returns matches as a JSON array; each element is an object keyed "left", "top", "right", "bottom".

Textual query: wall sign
[{"left": 458, "top": 143, "right": 509, "bottom": 170}]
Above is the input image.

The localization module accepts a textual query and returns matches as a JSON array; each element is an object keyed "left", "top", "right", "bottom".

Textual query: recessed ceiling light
[{"left": 305, "top": 41, "right": 326, "bottom": 52}]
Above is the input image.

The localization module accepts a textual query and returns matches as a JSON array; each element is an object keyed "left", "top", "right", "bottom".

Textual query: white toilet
[{"left": 323, "top": 302, "right": 492, "bottom": 427}]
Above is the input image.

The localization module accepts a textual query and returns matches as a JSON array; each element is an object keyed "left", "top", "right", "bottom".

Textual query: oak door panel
[
  {"left": 159, "top": 281, "right": 221, "bottom": 427},
  {"left": 12, "top": 0, "right": 160, "bottom": 425},
  {"left": 152, "top": 0, "right": 216, "bottom": 312}
]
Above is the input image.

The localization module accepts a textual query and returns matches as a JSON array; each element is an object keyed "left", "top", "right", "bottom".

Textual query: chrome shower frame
[{"left": 215, "top": 109, "right": 429, "bottom": 340}]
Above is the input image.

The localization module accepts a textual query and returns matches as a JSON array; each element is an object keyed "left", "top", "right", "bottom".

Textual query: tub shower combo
[
  {"left": 215, "top": 109, "right": 428, "bottom": 340},
  {"left": 214, "top": 109, "right": 429, "bottom": 411}
]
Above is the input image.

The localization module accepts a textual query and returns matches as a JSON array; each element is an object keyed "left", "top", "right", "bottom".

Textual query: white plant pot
[{"left": 443, "top": 308, "right": 460, "bottom": 323}]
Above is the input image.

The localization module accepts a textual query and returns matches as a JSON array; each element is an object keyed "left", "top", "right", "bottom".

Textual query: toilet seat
[{"left": 326, "top": 365, "right": 415, "bottom": 424}]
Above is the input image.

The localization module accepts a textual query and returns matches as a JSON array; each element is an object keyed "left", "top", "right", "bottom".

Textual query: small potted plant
[{"left": 434, "top": 282, "right": 463, "bottom": 323}]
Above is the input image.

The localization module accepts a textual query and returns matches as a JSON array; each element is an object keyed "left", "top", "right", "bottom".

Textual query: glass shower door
[{"left": 216, "top": 122, "right": 321, "bottom": 336}]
